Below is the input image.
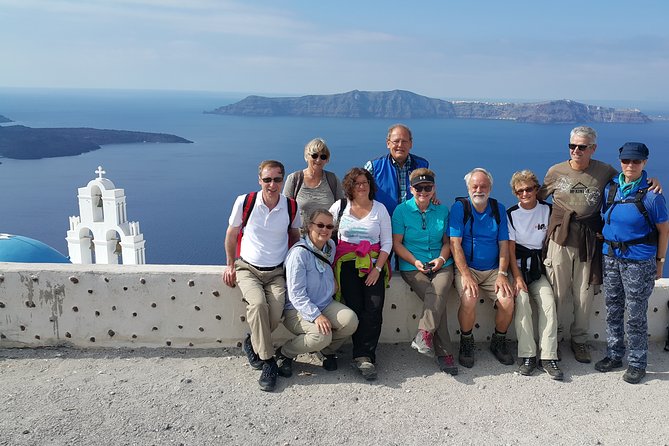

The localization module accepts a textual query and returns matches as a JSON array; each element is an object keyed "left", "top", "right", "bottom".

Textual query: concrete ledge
[{"left": 1, "top": 262, "right": 668, "bottom": 348}]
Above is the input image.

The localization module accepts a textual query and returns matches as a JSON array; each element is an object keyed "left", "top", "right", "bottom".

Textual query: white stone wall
[{"left": 1, "top": 262, "right": 668, "bottom": 349}]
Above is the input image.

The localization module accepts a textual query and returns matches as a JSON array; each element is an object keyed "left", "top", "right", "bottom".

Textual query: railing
[{"left": 1, "top": 262, "right": 668, "bottom": 348}]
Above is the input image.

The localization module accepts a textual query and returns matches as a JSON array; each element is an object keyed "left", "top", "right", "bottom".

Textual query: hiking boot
[
  {"left": 539, "top": 359, "right": 564, "bottom": 381},
  {"left": 351, "top": 357, "right": 377, "bottom": 381},
  {"left": 622, "top": 366, "right": 646, "bottom": 384},
  {"left": 322, "top": 354, "right": 338, "bottom": 371},
  {"left": 518, "top": 357, "right": 537, "bottom": 376},
  {"left": 571, "top": 341, "right": 591, "bottom": 363},
  {"left": 490, "top": 333, "right": 514, "bottom": 365},
  {"left": 594, "top": 356, "right": 622, "bottom": 373},
  {"left": 258, "top": 360, "right": 278, "bottom": 392},
  {"left": 436, "top": 355, "right": 458, "bottom": 376},
  {"left": 411, "top": 329, "right": 434, "bottom": 355},
  {"left": 275, "top": 347, "right": 293, "bottom": 378},
  {"left": 243, "top": 334, "right": 263, "bottom": 370},
  {"left": 458, "top": 335, "right": 475, "bottom": 368}
]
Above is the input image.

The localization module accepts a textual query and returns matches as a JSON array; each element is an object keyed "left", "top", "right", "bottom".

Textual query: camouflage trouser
[{"left": 602, "top": 256, "right": 656, "bottom": 369}]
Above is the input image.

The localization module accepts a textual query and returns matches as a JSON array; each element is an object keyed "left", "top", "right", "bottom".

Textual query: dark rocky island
[
  {"left": 0, "top": 114, "right": 12, "bottom": 124},
  {"left": 0, "top": 125, "right": 193, "bottom": 160},
  {"left": 207, "top": 90, "right": 651, "bottom": 124}
]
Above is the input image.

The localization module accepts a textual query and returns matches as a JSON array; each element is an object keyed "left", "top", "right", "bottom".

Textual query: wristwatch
[
  {"left": 375, "top": 265, "right": 383, "bottom": 273},
  {"left": 658, "top": 257, "right": 666, "bottom": 263},
  {"left": 498, "top": 270, "right": 509, "bottom": 277}
]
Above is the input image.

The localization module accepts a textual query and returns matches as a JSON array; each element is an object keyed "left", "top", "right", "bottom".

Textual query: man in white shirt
[{"left": 223, "top": 160, "right": 301, "bottom": 392}]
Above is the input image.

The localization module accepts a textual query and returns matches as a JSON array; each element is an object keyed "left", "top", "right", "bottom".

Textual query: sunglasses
[
  {"left": 621, "top": 159, "right": 644, "bottom": 165},
  {"left": 413, "top": 185, "right": 434, "bottom": 193},
  {"left": 515, "top": 186, "right": 537, "bottom": 195},
  {"left": 310, "top": 153, "right": 328, "bottom": 160},
  {"left": 568, "top": 143, "right": 591, "bottom": 151},
  {"left": 261, "top": 176, "right": 284, "bottom": 183},
  {"left": 312, "top": 222, "right": 335, "bottom": 230}
]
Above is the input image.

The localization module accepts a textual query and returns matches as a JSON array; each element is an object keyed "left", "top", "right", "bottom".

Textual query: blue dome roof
[{"left": 0, "top": 234, "right": 71, "bottom": 263}]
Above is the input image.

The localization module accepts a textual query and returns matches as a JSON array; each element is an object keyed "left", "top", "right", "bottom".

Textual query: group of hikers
[{"left": 222, "top": 124, "right": 668, "bottom": 392}]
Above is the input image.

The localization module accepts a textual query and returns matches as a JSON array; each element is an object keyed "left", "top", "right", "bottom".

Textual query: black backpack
[{"left": 602, "top": 181, "right": 658, "bottom": 252}]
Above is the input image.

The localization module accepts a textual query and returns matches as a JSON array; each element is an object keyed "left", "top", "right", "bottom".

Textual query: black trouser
[{"left": 339, "top": 260, "right": 386, "bottom": 363}]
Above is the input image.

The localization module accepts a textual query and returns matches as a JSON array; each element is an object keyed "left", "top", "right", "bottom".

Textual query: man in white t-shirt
[{"left": 223, "top": 160, "right": 301, "bottom": 392}]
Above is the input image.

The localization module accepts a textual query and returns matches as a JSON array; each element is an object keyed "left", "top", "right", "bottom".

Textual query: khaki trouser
[
  {"left": 281, "top": 300, "right": 359, "bottom": 358},
  {"left": 235, "top": 259, "right": 286, "bottom": 360},
  {"left": 400, "top": 265, "right": 455, "bottom": 356},
  {"left": 544, "top": 239, "right": 595, "bottom": 344},
  {"left": 513, "top": 275, "right": 558, "bottom": 360}
]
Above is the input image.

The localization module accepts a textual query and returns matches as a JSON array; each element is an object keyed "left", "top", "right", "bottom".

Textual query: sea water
[{"left": 1, "top": 88, "right": 668, "bottom": 275}]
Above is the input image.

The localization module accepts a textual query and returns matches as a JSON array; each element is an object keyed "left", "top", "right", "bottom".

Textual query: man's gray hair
[
  {"left": 570, "top": 126, "right": 597, "bottom": 144},
  {"left": 464, "top": 167, "right": 494, "bottom": 187}
]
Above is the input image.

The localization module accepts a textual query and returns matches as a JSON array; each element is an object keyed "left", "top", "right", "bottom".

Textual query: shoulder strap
[
  {"left": 603, "top": 181, "right": 618, "bottom": 214},
  {"left": 489, "top": 197, "right": 501, "bottom": 225},
  {"left": 324, "top": 171, "right": 337, "bottom": 198},
  {"left": 293, "top": 244, "right": 332, "bottom": 265},
  {"left": 338, "top": 198, "right": 347, "bottom": 221},
  {"left": 293, "top": 171, "right": 304, "bottom": 198},
  {"left": 506, "top": 204, "right": 520, "bottom": 230},
  {"left": 286, "top": 197, "right": 298, "bottom": 231},
  {"left": 241, "top": 192, "right": 258, "bottom": 230},
  {"left": 633, "top": 188, "right": 654, "bottom": 228},
  {"left": 455, "top": 197, "right": 471, "bottom": 224}
]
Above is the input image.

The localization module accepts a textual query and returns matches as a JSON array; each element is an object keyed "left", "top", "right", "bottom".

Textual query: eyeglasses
[
  {"left": 310, "top": 153, "right": 328, "bottom": 160},
  {"left": 515, "top": 186, "right": 537, "bottom": 195},
  {"left": 413, "top": 185, "right": 434, "bottom": 193},
  {"left": 312, "top": 222, "right": 335, "bottom": 230},
  {"left": 420, "top": 212, "right": 427, "bottom": 230},
  {"left": 261, "top": 176, "right": 284, "bottom": 183},
  {"left": 621, "top": 159, "right": 644, "bottom": 165},
  {"left": 568, "top": 143, "right": 591, "bottom": 151},
  {"left": 354, "top": 180, "right": 369, "bottom": 188},
  {"left": 388, "top": 139, "right": 411, "bottom": 146}
]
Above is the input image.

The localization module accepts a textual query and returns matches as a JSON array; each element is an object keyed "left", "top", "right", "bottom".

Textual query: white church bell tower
[{"left": 66, "top": 166, "right": 146, "bottom": 264}]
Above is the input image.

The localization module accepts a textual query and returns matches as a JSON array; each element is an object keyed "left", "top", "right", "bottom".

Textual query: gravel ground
[{"left": 1, "top": 341, "right": 668, "bottom": 446}]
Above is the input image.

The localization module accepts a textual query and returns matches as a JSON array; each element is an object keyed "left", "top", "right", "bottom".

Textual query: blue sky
[{"left": 1, "top": 0, "right": 668, "bottom": 103}]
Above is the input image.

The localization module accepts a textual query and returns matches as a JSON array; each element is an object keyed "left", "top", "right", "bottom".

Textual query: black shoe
[
  {"left": 258, "top": 360, "right": 278, "bottom": 392},
  {"left": 242, "top": 334, "right": 263, "bottom": 370},
  {"left": 322, "top": 354, "right": 338, "bottom": 371},
  {"left": 458, "top": 335, "right": 475, "bottom": 368},
  {"left": 594, "top": 356, "right": 623, "bottom": 373},
  {"left": 538, "top": 359, "right": 564, "bottom": 381},
  {"left": 571, "top": 341, "right": 591, "bottom": 363},
  {"left": 622, "top": 366, "right": 646, "bottom": 384},
  {"left": 275, "top": 347, "right": 293, "bottom": 378},
  {"left": 518, "top": 357, "right": 537, "bottom": 376},
  {"left": 490, "top": 333, "right": 514, "bottom": 365}
]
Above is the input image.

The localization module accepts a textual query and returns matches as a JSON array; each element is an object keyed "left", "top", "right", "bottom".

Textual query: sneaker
[
  {"left": 351, "top": 357, "right": 377, "bottom": 381},
  {"left": 322, "top": 354, "right": 338, "bottom": 371},
  {"left": 275, "top": 347, "right": 293, "bottom": 378},
  {"left": 458, "top": 335, "right": 475, "bottom": 368},
  {"left": 490, "top": 333, "right": 514, "bottom": 365},
  {"left": 258, "top": 360, "right": 278, "bottom": 392},
  {"left": 571, "top": 341, "right": 591, "bottom": 363},
  {"left": 518, "top": 357, "right": 537, "bottom": 376},
  {"left": 436, "top": 355, "right": 458, "bottom": 376},
  {"left": 539, "top": 359, "right": 564, "bottom": 381},
  {"left": 594, "top": 356, "right": 623, "bottom": 373},
  {"left": 411, "top": 329, "right": 434, "bottom": 355},
  {"left": 243, "top": 334, "right": 263, "bottom": 370},
  {"left": 622, "top": 366, "right": 646, "bottom": 384}
]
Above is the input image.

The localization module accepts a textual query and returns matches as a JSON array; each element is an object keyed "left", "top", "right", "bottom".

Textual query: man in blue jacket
[{"left": 364, "top": 124, "right": 429, "bottom": 216}]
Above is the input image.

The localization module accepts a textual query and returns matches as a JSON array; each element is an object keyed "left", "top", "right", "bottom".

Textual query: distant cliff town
[{"left": 206, "top": 90, "right": 651, "bottom": 124}]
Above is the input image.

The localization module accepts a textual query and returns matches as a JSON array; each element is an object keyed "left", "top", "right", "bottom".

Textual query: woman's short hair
[
  {"left": 410, "top": 167, "right": 436, "bottom": 183},
  {"left": 509, "top": 170, "right": 540, "bottom": 192},
  {"left": 342, "top": 167, "right": 376, "bottom": 201},
  {"left": 304, "top": 138, "right": 330, "bottom": 161},
  {"left": 302, "top": 208, "right": 333, "bottom": 236}
]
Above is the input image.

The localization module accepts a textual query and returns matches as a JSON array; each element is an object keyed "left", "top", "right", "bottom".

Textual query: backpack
[
  {"left": 331, "top": 198, "right": 347, "bottom": 244},
  {"left": 602, "top": 181, "right": 658, "bottom": 252},
  {"left": 235, "top": 192, "right": 298, "bottom": 258},
  {"left": 287, "top": 170, "right": 338, "bottom": 199},
  {"left": 455, "top": 196, "right": 501, "bottom": 262}
]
